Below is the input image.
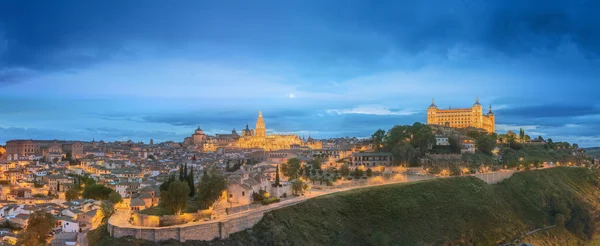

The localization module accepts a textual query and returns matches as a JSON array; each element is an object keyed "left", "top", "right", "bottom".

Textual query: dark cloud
[
  {"left": 0, "top": 68, "right": 36, "bottom": 85},
  {"left": 1, "top": 0, "right": 599, "bottom": 82}
]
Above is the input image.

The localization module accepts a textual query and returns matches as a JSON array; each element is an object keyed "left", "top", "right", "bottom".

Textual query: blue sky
[{"left": 1, "top": 0, "right": 600, "bottom": 146}]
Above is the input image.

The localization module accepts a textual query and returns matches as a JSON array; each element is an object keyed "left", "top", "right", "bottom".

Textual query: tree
[
  {"left": 475, "top": 134, "right": 496, "bottom": 155},
  {"left": 371, "top": 129, "right": 386, "bottom": 152},
  {"left": 82, "top": 184, "right": 114, "bottom": 200},
  {"left": 448, "top": 136, "right": 461, "bottom": 154},
  {"left": 391, "top": 142, "right": 417, "bottom": 166},
  {"left": 354, "top": 168, "right": 364, "bottom": 178},
  {"left": 107, "top": 191, "right": 122, "bottom": 204},
  {"left": 197, "top": 171, "right": 227, "bottom": 210},
  {"left": 187, "top": 166, "right": 196, "bottom": 197},
  {"left": 340, "top": 164, "right": 350, "bottom": 177},
  {"left": 160, "top": 174, "right": 176, "bottom": 192},
  {"left": 573, "top": 143, "right": 579, "bottom": 149},
  {"left": 308, "top": 159, "right": 321, "bottom": 170},
  {"left": 65, "top": 187, "right": 80, "bottom": 201},
  {"left": 179, "top": 164, "right": 185, "bottom": 181},
  {"left": 18, "top": 211, "right": 54, "bottom": 246},
  {"left": 162, "top": 180, "right": 189, "bottom": 215},
  {"left": 366, "top": 168, "right": 373, "bottom": 177},
  {"left": 184, "top": 163, "right": 188, "bottom": 180},
  {"left": 281, "top": 158, "right": 301, "bottom": 180},
  {"left": 100, "top": 201, "right": 115, "bottom": 220},
  {"left": 519, "top": 128, "right": 525, "bottom": 143},
  {"left": 291, "top": 179, "right": 306, "bottom": 195},
  {"left": 274, "top": 164, "right": 281, "bottom": 186},
  {"left": 411, "top": 123, "right": 435, "bottom": 155}
]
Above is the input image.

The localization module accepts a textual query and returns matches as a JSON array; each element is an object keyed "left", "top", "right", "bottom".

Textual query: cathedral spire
[{"left": 255, "top": 110, "right": 266, "bottom": 137}]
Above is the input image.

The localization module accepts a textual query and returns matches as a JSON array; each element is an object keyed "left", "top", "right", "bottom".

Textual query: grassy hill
[
  {"left": 229, "top": 167, "right": 600, "bottom": 245},
  {"left": 94, "top": 167, "right": 600, "bottom": 245}
]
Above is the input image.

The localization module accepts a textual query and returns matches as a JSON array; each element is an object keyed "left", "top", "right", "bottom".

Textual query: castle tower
[
  {"left": 255, "top": 110, "right": 266, "bottom": 137},
  {"left": 471, "top": 97, "right": 483, "bottom": 128},
  {"left": 427, "top": 98, "right": 438, "bottom": 125}
]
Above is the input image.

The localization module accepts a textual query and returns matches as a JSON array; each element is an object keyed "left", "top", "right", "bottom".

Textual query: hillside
[
  {"left": 229, "top": 167, "right": 600, "bottom": 245},
  {"left": 95, "top": 167, "right": 600, "bottom": 245}
]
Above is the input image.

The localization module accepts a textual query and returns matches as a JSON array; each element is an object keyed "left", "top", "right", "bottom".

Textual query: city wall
[
  {"left": 108, "top": 198, "right": 306, "bottom": 242},
  {"left": 132, "top": 211, "right": 212, "bottom": 227}
]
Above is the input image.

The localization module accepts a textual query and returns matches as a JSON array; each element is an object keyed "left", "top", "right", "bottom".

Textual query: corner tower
[
  {"left": 427, "top": 98, "right": 438, "bottom": 125},
  {"left": 255, "top": 110, "right": 266, "bottom": 137},
  {"left": 471, "top": 97, "right": 483, "bottom": 128},
  {"left": 487, "top": 105, "right": 495, "bottom": 133}
]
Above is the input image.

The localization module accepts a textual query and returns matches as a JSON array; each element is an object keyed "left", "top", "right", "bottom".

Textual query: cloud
[
  {"left": 288, "top": 93, "right": 295, "bottom": 99},
  {"left": 327, "top": 105, "right": 417, "bottom": 116},
  {"left": 0, "top": 67, "right": 37, "bottom": 85},
  {"left": 497, "top": 104, "right": 600, "bottom": 119}
]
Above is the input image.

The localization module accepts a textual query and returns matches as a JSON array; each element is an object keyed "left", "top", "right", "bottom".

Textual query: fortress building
[{"left": 427, "top": 97, "right": 495, "bottom": 133}]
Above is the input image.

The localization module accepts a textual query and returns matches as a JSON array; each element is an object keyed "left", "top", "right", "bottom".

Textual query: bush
[
  {"left": 282, "top": 193, "right": 287, "bottom": 198},
  {"left": 261, "top": 197, "right": 281, "bottom": 205}
]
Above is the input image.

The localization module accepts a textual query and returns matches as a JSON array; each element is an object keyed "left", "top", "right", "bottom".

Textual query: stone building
[
  {"left": 427, "top": 97, "right": 495, "bottom": 133},
  {"left": 350, "top": 152, "right": 393, "bottom": 170}
]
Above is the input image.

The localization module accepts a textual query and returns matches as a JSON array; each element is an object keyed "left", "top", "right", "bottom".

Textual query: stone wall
[
  {"left": 109, "top": 198, "right": 307, "bottom": 242},
  {"left": 132, "top": 210, "right": 211, "bottom": 227}
]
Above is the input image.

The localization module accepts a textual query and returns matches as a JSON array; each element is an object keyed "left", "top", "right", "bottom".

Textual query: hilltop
[{"left": 228, "top": 167, "right": 600, "bottom": 245}]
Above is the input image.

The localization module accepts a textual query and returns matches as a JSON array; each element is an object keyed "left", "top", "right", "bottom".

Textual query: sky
[{"left": 1, "top": 0, "right": 600, "bottom": 147}]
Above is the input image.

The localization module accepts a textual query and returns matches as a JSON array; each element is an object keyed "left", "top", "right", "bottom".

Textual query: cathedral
[
  {"left": 427, "top": 97, "right": 495, "bottom": 133},
  {"left": 237, "top": 111, "right": 322, "bottom": 150},
  {"left": 185, "top": 111, "right": 322, "bottom": 152}
]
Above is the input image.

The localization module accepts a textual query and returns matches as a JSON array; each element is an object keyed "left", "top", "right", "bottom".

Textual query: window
[{"left": 242, "top": 191, "right": 245, "bottom": 196}]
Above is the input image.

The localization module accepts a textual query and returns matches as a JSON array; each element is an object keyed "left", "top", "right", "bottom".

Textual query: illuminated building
[
  {"left": 237, "top": 111, "right": 322, "bottom": 151},
  {"left": 427, "top": 97, "right": 495, "bottom": 133}
]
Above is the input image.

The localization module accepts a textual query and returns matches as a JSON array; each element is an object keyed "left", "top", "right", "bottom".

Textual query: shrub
[
  {"left": 282, "top": 193, "right": 287, "bottom": 198},
  {"left": 261, "top": 197, "right": 281, "bottom": 205}
]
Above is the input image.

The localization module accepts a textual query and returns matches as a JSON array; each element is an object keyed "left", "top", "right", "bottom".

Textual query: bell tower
[{"left": 255, "top": 110, "right": 266, "bottom": 137}]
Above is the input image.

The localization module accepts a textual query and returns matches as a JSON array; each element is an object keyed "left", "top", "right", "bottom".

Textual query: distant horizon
[{"left": 2, "top": 1, "right": 600, "bottom": 147}]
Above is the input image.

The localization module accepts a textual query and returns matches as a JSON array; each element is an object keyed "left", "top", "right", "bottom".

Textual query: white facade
[
  {"left": 435, "top": 137, "right": 450, "bottom": 146},
  {"left": 61, "top": 220, "right": 79, "bottom": 233}
]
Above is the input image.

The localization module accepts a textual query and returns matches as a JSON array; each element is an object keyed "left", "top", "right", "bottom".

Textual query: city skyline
[{"left": 2, "top": 1, "right": 600, "bottom": 146}]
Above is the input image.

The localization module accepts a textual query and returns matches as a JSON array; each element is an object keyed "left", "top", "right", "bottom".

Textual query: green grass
[{"left": 229, "top": 167, "right": 600, "bottom": 245}]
